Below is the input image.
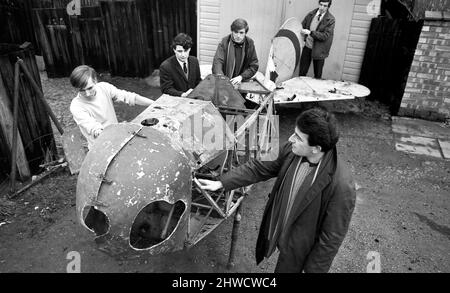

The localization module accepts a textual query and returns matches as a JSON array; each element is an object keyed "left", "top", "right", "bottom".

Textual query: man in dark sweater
[{"left": 159, "top": 33, "right": 202, "bottom": 97}]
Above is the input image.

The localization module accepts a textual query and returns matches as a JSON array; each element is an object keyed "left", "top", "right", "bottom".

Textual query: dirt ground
[{"left": 0, "top": 75, "right": 449, "bottom": 273}]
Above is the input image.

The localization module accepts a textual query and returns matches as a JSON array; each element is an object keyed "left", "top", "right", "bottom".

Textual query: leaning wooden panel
[
  {"left": 0, "top": 70, "right": 30, "bottom": 180},
  {"left": 0, "top": 43, "right": 56, "bottom": 175}
]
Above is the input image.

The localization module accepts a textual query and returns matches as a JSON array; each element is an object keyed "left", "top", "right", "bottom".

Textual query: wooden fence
[
  {"left": 359, "top": 16, "right": 424, "bottom": 114},
  {"left": 141, "top": 0, "right": 198, "bottom": 67},
  {"left": 28, "top": 0, "right": 197, "bottom": 77},
  {"left": 0, "top": 0, "right": 37, "bottom": 47},
  {"left": 30, "top": 0, "right": 99, "bottom": 8},
  {"left": 33, "top": 6, "right": 109, "bottom": 77},
  {"left": 100, "top": 0, "right": 149, "bottom": 77}
]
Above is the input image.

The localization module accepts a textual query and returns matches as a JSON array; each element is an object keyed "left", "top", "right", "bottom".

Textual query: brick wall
[{"left": 399, "top": 11, "right": 450, "bottom": 121}]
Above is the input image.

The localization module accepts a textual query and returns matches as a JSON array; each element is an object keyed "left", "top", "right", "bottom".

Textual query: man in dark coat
[
  {"left": 198, "top": 108, "right": 356, "bottom": 273},
  {"left": 160, "top": 33, "right": 202, "bottom": 97},
  {"left": 212, "top": 18, "right": 259, "bottom": 87},
  {"left": 299, "top": 0, "right": 335, "bottom": 79}
]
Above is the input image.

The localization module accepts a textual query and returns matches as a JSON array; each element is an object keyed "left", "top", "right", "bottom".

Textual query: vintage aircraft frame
[{"left": 72, "top": 75, "right": 278, "bottom": 269}]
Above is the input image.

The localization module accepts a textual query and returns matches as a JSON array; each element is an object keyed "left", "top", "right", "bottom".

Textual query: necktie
[
  {"left": 183, "top": 62, "right": 188, "bottom": 75},
  {"left": 318, "top": 14, "right": 322, "bottom": 21}
]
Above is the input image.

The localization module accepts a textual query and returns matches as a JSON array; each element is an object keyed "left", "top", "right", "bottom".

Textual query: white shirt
[
  {"left": 177, "top": 59, "right": 188, "bottom": 75},
  {"left": 70, "top": 82, "right": 138, "bottom": 149}
]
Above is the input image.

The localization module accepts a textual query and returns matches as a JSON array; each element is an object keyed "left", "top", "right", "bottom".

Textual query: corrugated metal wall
[
  {"left": 198, "top": 0, "right": 221, "bottom": 65},
  {"left": 342, "top": 0, "right": 381, "bottom": 82}
]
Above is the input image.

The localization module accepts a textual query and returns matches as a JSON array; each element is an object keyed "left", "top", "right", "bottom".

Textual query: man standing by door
[
  {"left": 160, "top": 33, "right": 202, "bottom": 97},
  {"left": 299, "top": 0, "right": 335, "bottom": 79}
]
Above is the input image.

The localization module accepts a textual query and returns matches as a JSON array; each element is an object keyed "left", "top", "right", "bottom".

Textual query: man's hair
[
  {"left": 70, "top": 65, "right": 97, "bottom": 89},
  {"left": 171, "top": 33, "right": 193, "bottom": 50},
  {"left": 296, "top": 107, "right": 339, "bottom": 152},
  {"left": 319, "top": 0, "right": 332, "bottom": 8},
  {"left": 231, "top": 18, "right": 249, "bottom": 33}
]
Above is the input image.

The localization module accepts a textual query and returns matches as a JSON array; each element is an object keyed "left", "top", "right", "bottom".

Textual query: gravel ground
[{"left": 0, "top": 75, "right": 449, "bottom": 273}]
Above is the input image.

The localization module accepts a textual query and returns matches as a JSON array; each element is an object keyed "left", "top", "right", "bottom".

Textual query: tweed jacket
[{"left": 302, "top": 8, "right": 335, "bottom": 60}]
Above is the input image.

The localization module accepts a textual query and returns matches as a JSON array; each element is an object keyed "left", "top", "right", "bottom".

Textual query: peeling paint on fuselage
[{"left": 76, "top": 96, "right": 236, "bottom": 257}]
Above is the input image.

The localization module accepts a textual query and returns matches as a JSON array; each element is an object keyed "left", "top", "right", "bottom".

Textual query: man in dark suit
[
  {"left": 299, "top": 0, "right": 335, "bottom": 79},
  {"left": 198, "top": 108, "right": 356, "bottom": 273},
  {"left": 159, "top": 33, "right": 202, "bottom": 97}
]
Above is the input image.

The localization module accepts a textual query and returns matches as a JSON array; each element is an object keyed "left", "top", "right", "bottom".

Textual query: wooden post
[
  {"left": 17, "top": 58, "right": 64, "bottom": 135},
  {"left": 0, "top": 65, "right": 30, "bottom": 182},
  {"left": 69, "top": 15, "right": 85, "bottom": 65},
  {"left": 227, "top": 203, "right": 243, "bottom": 270},
  {"left": 10, "top": 62, "right": 21, "bottom": 193}
]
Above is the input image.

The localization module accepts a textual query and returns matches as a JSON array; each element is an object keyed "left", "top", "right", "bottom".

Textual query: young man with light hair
[{"left": 69, "top": 65, "right": 153, "bottom": 149}]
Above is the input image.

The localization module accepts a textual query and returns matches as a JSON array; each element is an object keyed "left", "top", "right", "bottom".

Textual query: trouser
[{"left": 299, "top": 46, "right": 325, "bottom": 79}]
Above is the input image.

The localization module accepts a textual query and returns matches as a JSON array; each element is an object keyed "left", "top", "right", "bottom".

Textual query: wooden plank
[
  {"left": 34, "top": 9, "right": 55, "bottom": 68},
  {"left": 69, "top": 15, "right": 85, "bottom": 64},
  {"left": 353, "top": 11, "right": 374, "bottom": 21},
  {"left": 20, "top": 59, "right": 64, "bottom": 135},
  {"left": 351, "top": 19, "right": 371, "bottom": 28},
  {"left": 350, "top": 26, "right": 369, "bottom": 36},
  {"left": 341, "top": 73, "right": 359, "bottom": 83},
  {"left": 200, "top": 24, "right": 219, "bottom": 33},
  {"left": 346, "top": 47, "right": 365, "bottom": 56},
  {"left": 342, "top": 67, "right": 361, "bottom": 76},
  {"left": 199, "top": 32, "right": 220, "bottom": 40},
  {"left": 149, "top": 1, "right": 161, "bottom": 63},
  {"left": 199, "top": 12, "right": 219, "bottom": 20},
  {"left": 199, "top": 18, "right": 219, "bottom": 27},
  {"left": 344, "top": 54, "right": 364, "bottom": 64},
  {"left": 349, "top": 34, "right": 368, "bottom": 43},
  {"left": 0, "top": 70, "right": 31, "bottom": 181},
  {"left": 200, "top": 5, "right": 219, "bottom": 13},
  {"left": 346, "top": 40, "right": 367, "bottom": 50},
  {"left": 10, "top": 61, "right": 22, "bottom": 191},
  {"left": 343, "top": 60, "right": 362, "bottom": 70}
]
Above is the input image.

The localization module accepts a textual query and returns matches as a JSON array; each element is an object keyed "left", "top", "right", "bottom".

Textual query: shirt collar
[
  {"left": 315, "top": 9, "right": 324, "bottom": 20},
  {"left": 177, "top": 58, "right": 187, "bottom": 69}
]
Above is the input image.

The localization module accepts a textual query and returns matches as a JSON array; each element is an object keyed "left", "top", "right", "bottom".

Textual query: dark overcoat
[{"left": 220, "top": 142, "right": 355, "bottom": 273}]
